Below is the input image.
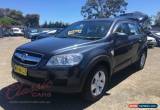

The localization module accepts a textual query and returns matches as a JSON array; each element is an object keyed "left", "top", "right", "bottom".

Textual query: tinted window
[
  {"left": 115, "top": 23, "right": 130, "bottom": 35},
  {"left": 136, "top": 24, "right": 144, "bottom": 34},
  {"left": 56, "top": 20, "right": 113, "bottom": 40},
  {"left": 128, "top": 23, "right": 140, "bottom": 35}
]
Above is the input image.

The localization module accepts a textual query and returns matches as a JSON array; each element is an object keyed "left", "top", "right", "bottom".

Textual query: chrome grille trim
[
  {"left": 13, "top": 49, "right": 43, "bottom": 66},
  {"left": 14, "top": 52, "right": 41, "bottom": 63}
]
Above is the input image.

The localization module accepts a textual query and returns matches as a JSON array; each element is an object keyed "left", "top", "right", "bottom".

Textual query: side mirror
[
  {"left": 108, "top": 32, "right": 128, "bottom": 41},
  {"left": 144, "top": 30, "right": 151, "bottom": 35}
]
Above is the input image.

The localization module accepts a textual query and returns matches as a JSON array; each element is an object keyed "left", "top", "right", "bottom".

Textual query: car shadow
[{"left": 0, "top": 66, "right": 138, "bottom": 110}]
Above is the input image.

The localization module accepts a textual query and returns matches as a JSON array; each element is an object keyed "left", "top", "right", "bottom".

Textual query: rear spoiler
[{"left": 119, "top": 12, "right": 149, "bottom": 23}]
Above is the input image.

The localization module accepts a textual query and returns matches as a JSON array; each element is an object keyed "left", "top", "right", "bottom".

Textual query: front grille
[
  {"left": 148, "top": 40, "right": 152, "bottom": 42},
  {"left": 14, "top": 49, "right": 43, "bottom": 66}
]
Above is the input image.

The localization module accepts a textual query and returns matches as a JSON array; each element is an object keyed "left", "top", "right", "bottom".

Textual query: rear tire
[
  {"left": 82, "top": 66, "right": 109, "bottom": 102},
  {"left": 134, "top": 51, "right": 147, "bottom": 70}
]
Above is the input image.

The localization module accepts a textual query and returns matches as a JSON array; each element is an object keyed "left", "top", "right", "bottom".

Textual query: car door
[
  {"left": 127, "top": 22, "right": 144, "bottom": 63},
  {"left": 113, "top": 22, "right": 133, "bottom": 72}
]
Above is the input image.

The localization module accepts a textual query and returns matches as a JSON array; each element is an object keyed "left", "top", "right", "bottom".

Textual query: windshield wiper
[
  {"left": 69, "top": 35, "right": 102, "bottom": 40},
  {"left": 56, "top": 35, "right": 102, "bottom": 40},
  {"left": 83, "top": 37, "right": 102, "bottom": 40},
  {"left": 55, "top": 36, "right": 68, "bottom": 38}
]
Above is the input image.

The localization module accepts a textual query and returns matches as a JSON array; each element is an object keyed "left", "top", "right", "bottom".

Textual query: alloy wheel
[{"left": 91, "top": 71, "right": 106, "bottom": 96}]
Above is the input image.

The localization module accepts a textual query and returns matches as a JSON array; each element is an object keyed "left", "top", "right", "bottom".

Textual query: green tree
[
  {"left": 0, "top": 17, "right": 18, "bottom": 26},
  {"left": 42, "top": 21, "right": 48, "bottom": 28},
  {"left": 155, "top": 12, "right": 160, "bottom": 26},
  {"left": 48, "top": 21, "right": 52, "bottom": 28},
  {"left": 81, "top": 0, "right": 128, "bottom": 19},
  {"left": 0, "top": 8, "right": 24, "bottom": 25},
  {"left": 9, "top": 10, "right": 24, "bottom": 25},
  {"left": 41, "top": 21, "right": 69, "bottom": 28},
  {"left": 24, "top": 14, "right": 40, "bottom": 27}
]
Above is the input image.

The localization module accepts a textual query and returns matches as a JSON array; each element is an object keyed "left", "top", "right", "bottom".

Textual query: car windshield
[
  {"left": 30, "top": 29, "right": 38, "bottom": 33},
  {"left": 56, "top": 20, "right": 112, "bottom": 40},
  {"left": 13, "top": 29, "right": 19, "bottom": 31}
]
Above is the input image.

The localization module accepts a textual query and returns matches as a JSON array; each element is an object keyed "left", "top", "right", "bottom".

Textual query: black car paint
[
  {"left": 19, "top": 37, "right": 92, "bottom": 54},
  {"left": 12, "top": 18, "right": 147, "bottom": 93}
]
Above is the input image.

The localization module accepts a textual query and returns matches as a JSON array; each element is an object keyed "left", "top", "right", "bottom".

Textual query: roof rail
[{"left": 119, "top": 11, "right": 149, "bottom": 23}]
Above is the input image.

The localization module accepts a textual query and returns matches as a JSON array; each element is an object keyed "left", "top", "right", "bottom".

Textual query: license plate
[{"left": 14, "top": 65, "right": 27, "bottom": 76}]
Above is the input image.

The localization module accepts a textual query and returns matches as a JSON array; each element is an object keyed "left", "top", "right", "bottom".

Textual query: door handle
[{"left": 139, "top": 39, "right": 142, "bottom": 42}]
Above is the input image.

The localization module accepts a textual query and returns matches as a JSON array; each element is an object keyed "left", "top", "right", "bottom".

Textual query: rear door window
[
  {"left": 115, "top": 23, "right": 130, "bottom": 35},
  {"left": 128, "top": 23, "right": 141, "bottom": 35}
]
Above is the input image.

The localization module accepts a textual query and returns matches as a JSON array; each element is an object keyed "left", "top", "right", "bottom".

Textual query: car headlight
[{"left": 46, "top": 53, "right": 83, "bottom": 66}]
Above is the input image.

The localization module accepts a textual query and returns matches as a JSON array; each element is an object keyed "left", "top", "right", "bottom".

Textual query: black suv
[{"left": 12, "top": 17, "right": 147, "bottom": 101}]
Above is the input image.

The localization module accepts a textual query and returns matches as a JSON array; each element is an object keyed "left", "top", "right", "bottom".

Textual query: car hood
[
  {"left": 18, "top": 37, "right": 92, "bottom": 54},
  {"left": 147, "top": 36, "right": 156, "bottom": 41},
  {"left": 155, "top": 32, "right": 160, "bottom": 36},
  {"left": 151, "top": 31, "right": 160, "bottom": 37}
]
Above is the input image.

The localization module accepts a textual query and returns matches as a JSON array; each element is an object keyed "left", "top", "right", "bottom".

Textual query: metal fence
[{"left": 0, "top": 27, "right": 3, "bottom": 38}]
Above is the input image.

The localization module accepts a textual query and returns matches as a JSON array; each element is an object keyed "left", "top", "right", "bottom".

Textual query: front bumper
[
  {"left": 12, "top": 64, "right": 84, "bottom": 93},
  {"left": 147, "top": 41, "right": 157, "bottom": 47},
  {"left": 13, "top": 33, "right": 24, "bottom": 36}
]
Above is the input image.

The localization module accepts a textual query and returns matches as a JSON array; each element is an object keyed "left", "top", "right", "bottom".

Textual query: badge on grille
[{"left": 20, "top": 53, "right": 28, "bottom": 61}]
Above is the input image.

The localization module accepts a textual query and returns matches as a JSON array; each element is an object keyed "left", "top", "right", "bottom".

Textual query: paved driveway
[{"left": 0, "top": 37, "right": 160, "bottom": 110}]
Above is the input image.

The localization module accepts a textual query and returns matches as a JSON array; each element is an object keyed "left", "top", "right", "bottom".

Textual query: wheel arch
[
  {"left": 80, "top": 55, "right": 113, "bottom": 91},
  {"left": 140, "top": 44, "right": 148, "bottom": 57}
]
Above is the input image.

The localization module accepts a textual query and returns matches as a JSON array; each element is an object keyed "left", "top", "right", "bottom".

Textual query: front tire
[{"left": 82, "top": 66, "right": 109, "bottom": 102}]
